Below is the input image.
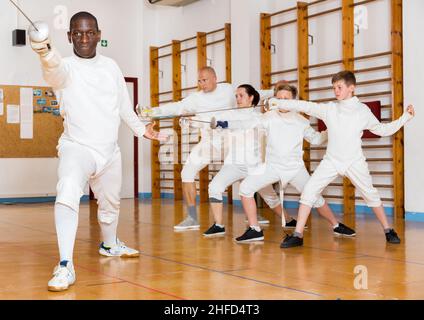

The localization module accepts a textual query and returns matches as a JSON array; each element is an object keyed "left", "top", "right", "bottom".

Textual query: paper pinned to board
[
  {"left": 20, "top": 104, "right": 33, "bottom": 139},
  {"left": 20, "top": 87, "right": 33, "bottom": 106},
  {"left": 7, "top": 105, "right": 20, "bottom": 124}
]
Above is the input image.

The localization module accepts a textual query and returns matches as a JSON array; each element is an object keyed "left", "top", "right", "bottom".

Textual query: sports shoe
[
  {"left": 333, "top": 223, "right": 356, "bottom": 237},
  {"left": 385, "top": 229, "right": 401, "bottom": 244},
  {"left": 203, "top": 224, "right": 225, "bottom": 237},
  {"left": 99, "top": 239, "right": 139, "bottom": 257},
  {"left": 283, "top": 219, "right": 308, "bottom": 229},
  {"left": 235, "top": 227, "right": 264, "bottom": 243},
  {"left": 280, "top": 234, "right": 304, "bottom": 248},
  {"left": 244, "top": 214, "right": 270, "bottom": 224},
  {"left": 47, "top": 261, "right": 76, "bottom": 292},
  {"left": 174, "top": 216, "right": 200, "bottom": 231}
]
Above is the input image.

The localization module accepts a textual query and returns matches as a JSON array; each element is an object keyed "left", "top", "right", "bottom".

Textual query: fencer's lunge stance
[
  {"left": 215, "top": 83, "right": 356, "bottom": 243},
  {"left": 30, "top": 12, "right": 165, "bottom": 292},
  {"left": 203, "top": 84, "right": 294, "bottom": 237},
  {"left": 269, "top": 71, "right": 415, "bottom": 248},
  {"left": 141, "top": 67, "right": 236, "bottom": 230}
]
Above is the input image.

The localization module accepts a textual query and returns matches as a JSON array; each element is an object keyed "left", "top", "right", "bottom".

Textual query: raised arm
[
  {"left": 365, "top": 105, "right": 414, "bottom": 137},
  {"left": 268, "top": 98, "right": 329, "bottom": 121},
  {"left": 215, "top": 111, "right": 268, "bottom": 130},
  {"left": 31, "top": 39, "right": 70, "bottom": 90},
  {"left": 152, "top": 94, "right": 198, "bottom": 117}
]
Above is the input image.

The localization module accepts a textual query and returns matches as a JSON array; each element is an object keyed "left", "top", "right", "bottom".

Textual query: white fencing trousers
[
  {"left": 181, "top": 140, "right": 223, "bottom": 183},
  {"left": 56, "top": 140, "right": 122, "bottom": 225},
  {"left": 208, "top": 164, "right": 281, "bottom": 208},
  {"left": 240, "top": 164, "right": 325, "bottom": 208},
  {"left": 300, "top": 158, "right": 382, "bottom": 208}
]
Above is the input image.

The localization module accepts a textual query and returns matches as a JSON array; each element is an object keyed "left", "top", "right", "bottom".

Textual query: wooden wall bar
[
  {"left": 297, "top": 2, "right": 310, "bottom": 171},
  {"left": 150, "top": 46, "right": 161, "bottom": 199},
  {"left": 342, "top": 0, "right": 356, "bottom": 216},
  {"left": 197, "top": 31, "right": 209, "bottom": 203},
  {"left": 260, "top": 13, "right": 272, "bottom": 90},
  {"left": 172, "top": 40, "right": 183, "bottom": 201},
  {"left": 391, "top": 0, "right": 405, "bottom": 219}
]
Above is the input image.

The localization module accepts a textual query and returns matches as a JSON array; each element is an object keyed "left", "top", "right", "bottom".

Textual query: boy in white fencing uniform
[
  {"left": 30, "top": 12, "right": 165, "bottom": 291},
  {"left": 203, "top": 84, "right": 294, "bottom": 237},
  {"left": 268, "top": 71, "right": 415, "bottom": 248},
  {"left": 216, "top": 83, "right": 355, "bottom": 242}
]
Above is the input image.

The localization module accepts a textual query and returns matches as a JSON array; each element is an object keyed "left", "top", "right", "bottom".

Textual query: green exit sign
[{"left": 101, "top": 40, "right": 108, "bottom": 47}]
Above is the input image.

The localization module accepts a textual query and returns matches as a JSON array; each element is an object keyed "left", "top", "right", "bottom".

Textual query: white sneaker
[
  {"left": 99, "top": 239, "right": 139, "bottom": 258},
  {"left": 47, "top": 261, "right": 76, "bottom": 292},
  {"left": 173, "top": 216, "right": 200, "bottom": 231}
]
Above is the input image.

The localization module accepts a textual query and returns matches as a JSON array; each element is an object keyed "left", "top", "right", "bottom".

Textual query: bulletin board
[{"left": 0, "top": 85, "right": 63, "bottom": 158}]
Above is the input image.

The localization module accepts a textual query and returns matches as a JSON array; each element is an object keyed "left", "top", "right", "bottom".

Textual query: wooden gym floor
[{"left": 0, "top": 198, "right": 424, "bottom": 300}]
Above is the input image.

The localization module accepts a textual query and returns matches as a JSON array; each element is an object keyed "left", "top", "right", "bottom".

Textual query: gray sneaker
[
  {"left": 258, "top": 214, "right": 270, "bottom": 224},
  {"left": 174, "top": 216, "right": 200, "bottom": 231},
  {"left": 245, "top": 214, "right": 270, "bottom": 225}
]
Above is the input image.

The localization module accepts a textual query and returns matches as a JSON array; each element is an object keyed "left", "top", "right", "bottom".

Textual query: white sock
[
  {"left": 99, "top": 214, "right": 119, "bottom": 248},
  {"left": 215, "top": 223, "right": 225, "bottom": 228},
  {"left": 333, "top": 223, "right": 340, "bottom": 229},
  {"left": 250, "top": 225, "right": 261, "bottom": 232},
  {"left": 55, "top": 203, "right": 78, "bottom": 263}
]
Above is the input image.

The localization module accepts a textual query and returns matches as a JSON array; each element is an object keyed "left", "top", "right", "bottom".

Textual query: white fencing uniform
[
  {"left": 153, "top": 84, "right": 235, "bottom": 182},
  {"left": 271, "top": 96, "right": 413, "bottom": 207},
  {"left": 40, "top": 48, "right": 146, "bottom": 222},
  {"left": 226, "top": 110, "right": 328, "bottom": 208},
  {"left": 208, "top": 109, "right": 280, "bottom": 208}
]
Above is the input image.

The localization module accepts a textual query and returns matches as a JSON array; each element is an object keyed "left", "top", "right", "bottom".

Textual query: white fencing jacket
[
  {"left": 39, "top": 48, "right": 145, "bottom": 166},
  {"left": 225, "top": 110, "right": 328, "bottom": 171},
  {"left": 270, "top": 96, "right": 412, "bottom": 173}
]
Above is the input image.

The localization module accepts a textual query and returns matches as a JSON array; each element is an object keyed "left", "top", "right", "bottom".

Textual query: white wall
[
  {"left": 1, "top": 0, "right": 423, "bottom": 214},
  {"left": 0, "top": 0, "right": 140, "bottom": 197},
  {"left": 404, "top": 0, "right": 424, "bottom": 213}
]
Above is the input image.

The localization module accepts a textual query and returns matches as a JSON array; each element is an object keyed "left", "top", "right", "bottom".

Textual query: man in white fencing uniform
[
  {"left": 30, "top": 12, "right": 165, "bottom": 292},
  {"left": 141, "top": 69, "right": 276, "bottom": 231},
  {"left": 142, "top": 67, "right": 237, "bottom": 230}
]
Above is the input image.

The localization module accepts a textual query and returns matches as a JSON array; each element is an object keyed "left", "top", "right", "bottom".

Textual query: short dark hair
[
  {"left": 332, "top": 71, "right": 356, "bottom": 86},
  {"left": 70, "top": 11, "right": 99, "bottom": 31},
  {"left": 238, "top": 84, "right": 260, "bottom": 106},
  {"left": 274, "top": 82, "right": 298, "bottom": 99}
]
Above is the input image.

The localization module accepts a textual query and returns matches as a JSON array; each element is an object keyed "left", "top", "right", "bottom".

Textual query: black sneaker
[
  {"left": 203, "top": 224, "right": 225, "bottom": 237},
  {"left": 284, "top": 219, "right": 308, "bottom": 229},
  {"left": 385, "top": 229, "right": 401, "bottom": 244},
  {"left": 280, "top": 234, "right": 303, "bottom": 248},
  {"left": 235, "top": 227, "right": 264, "bottom": 243},
  {"left": 333, "top": 223, "right": 356, "bottom": 237}
]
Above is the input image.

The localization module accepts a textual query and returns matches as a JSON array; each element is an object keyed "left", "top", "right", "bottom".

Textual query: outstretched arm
[
  {"left": 268, "top": 98, "right": 329, "bottom": 121},
  {"left": 151, "top": 95, "right": 198, "bottom": 118},
  {"left": 366, "top": 105, "right": 414, "bottom": 136},
  {"left": 31, "top": 39, "right": 70, "bottom": 90},
  {"left": 215, "top": 111, "right": 268, "bottom": 130}
]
